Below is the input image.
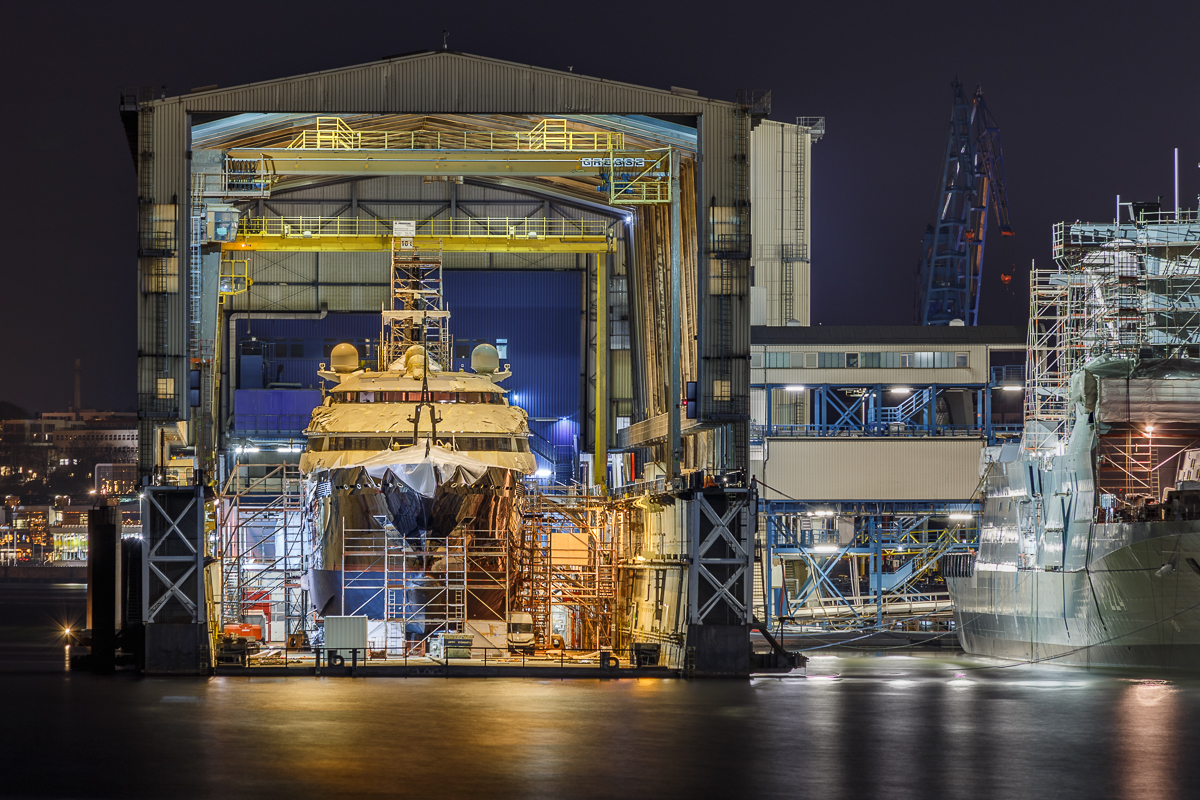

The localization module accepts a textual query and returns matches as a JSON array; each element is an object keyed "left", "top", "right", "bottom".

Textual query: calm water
[{"left": 4, "top": 584, "right": 1200, "bottom": 799}]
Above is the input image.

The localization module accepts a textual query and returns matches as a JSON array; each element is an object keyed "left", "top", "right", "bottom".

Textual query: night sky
[{"left": 3, "top": 1, "right": 1197, "bottom": 413}]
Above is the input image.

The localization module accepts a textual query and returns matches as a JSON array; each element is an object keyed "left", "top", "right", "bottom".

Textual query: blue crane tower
[{"left": 916, "top": 80, "right": 1012, "bottom": 326}]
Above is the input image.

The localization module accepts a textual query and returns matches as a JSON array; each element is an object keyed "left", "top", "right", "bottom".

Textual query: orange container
[{"left": 223, "top": 623, "right": 262, "bottom": 641}]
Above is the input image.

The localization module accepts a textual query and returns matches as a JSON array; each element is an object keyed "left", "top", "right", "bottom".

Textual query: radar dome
[
  {"left": 471, "top": 343, "right": 499, "bottom": 375},
  {"left": 330, "top": 342, "right": 360, "bottom": 373}
]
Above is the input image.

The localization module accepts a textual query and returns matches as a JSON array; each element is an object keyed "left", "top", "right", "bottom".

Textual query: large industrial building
[{"left": 117, "top": 50, "right": 834, "bottom": 674}]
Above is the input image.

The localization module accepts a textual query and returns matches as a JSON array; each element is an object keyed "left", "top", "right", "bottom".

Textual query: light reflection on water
[{"left": 1, "top": 651, "right": 1200, "bottom": 799}]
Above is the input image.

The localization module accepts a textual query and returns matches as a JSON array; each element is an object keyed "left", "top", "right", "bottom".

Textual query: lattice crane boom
[{"left": 916, "top": 81, "right": 1013, "bottom": 326}]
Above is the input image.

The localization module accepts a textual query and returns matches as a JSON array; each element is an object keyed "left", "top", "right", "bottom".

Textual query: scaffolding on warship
[
  {"left": 216, "top": 462, "right": 308, "bottom": 637},
  {"left": 1025, "top": 210, "right": 1200, "bottom": 453}
]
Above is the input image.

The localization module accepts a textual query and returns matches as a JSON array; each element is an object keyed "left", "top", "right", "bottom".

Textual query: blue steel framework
[
  {"left": 916, "top": 81, "right": 1012, "bottom": 327},
  {"left": 754, "top": 367, "right": 1023, "bottom": 445},
  {"left": 753, "top": 366, "right": 1022, "bottom": 629},
  {"left": 760, "top": 500, "right": 980, "bottom": 630}
]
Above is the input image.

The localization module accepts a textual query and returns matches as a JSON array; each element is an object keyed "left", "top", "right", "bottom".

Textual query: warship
[{"left": 946, "top": 205, "right": 1200, "bottom": 668}]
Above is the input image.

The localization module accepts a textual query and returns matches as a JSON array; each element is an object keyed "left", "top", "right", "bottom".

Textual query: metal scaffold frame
[
  {"left": 380, "top": 241, "right": 450, "bottom": 370},
  {"left": 216, "top": 463, "right": 308, "bottom": 638},
  {"left": 760, "top": 500, "right": 979, "bottom": 631},
  {"left": 336, "top": 521, "right": 510, "bottom": 656},
  {"left": 514, "top": 485, "right": 616, "bottom": 651},
  {"left": 1028, "top": 210, "right": 1200, "bottom": 453}
]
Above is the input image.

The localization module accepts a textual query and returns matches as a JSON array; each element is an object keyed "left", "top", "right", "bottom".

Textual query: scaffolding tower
[
  {"left": 1026, "top": 210, "right": 1200, "bottom": 454},
  {"left": 515, "top": 485, "right": 615, "bottom": 651},
  {"left": 217, "top": 463, "right": 308, "bottom": 638},
  {"left": 381, "top": 240, "right": 451, "bottom": 370}
]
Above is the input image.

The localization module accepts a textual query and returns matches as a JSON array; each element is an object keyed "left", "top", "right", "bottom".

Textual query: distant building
[
  {"left": 95, "top": 463, "right": 139, "bottom": 496},
  {"left": 0, "top": 410, "right": 138, "bottom": 500}
]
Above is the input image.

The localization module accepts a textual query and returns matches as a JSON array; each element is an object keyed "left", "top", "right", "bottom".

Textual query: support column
[
  {"left": 872, "top": 518, "right": 883, "bottom": 630},
  {"left": 593, "top": 250, "right": 608, "bottom": 490},
  {"left": 669, "top": 150, "right": 682, "bottom": 480}
]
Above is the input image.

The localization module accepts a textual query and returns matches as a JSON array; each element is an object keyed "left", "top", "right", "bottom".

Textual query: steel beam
[
  {"left": 222, "top": 236, "right": 607, "bottom": 254},
  {"left": 226, "top": 147, "right": 668, "bottom": 179}
]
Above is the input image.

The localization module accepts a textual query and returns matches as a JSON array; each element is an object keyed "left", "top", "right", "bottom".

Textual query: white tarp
[
  {"left": 352, "top": 444, "right": 492, "bottom": 497},
  {"left": 1096, "top": 378, "right": 1200, "bottom": 424}
]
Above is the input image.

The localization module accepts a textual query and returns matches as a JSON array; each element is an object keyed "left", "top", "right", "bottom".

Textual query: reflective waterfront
[{"left": 5, "top": 585, "right": 1200, "bottom": 799}]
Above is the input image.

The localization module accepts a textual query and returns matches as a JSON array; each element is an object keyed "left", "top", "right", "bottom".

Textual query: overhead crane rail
[{"left": 223, "top": 216, "right": 612, "bottom": 253}]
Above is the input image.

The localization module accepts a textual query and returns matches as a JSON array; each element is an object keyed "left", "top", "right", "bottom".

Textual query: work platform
[{"left": 223, "top": 216, "right": 611, "bottom": 253}]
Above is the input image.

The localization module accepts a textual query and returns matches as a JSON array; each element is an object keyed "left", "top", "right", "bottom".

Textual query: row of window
[
  {"left": 308, "top": 435, "right": 530, "bottom": 453},
  {"left": 333, "top": 391, "right": 505, "bottom": 404},
  {"left": 757, "top": 351, "right": 970, "bottom": 369}
]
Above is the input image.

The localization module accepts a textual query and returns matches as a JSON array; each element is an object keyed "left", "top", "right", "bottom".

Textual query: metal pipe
[
  {"left": 1175, "top": 148, "right": 1180, "bottom": 220},
  {"left": 669, "top": 150, "right": 682, "bottom": 480},
  {"left": 593, "top": 251, "right": 609, "bottom": 491}
]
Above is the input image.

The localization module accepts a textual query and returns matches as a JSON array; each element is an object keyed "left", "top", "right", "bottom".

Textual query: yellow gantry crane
[{"left": 222, "top": 216, "right": 611, "bottom": 254}]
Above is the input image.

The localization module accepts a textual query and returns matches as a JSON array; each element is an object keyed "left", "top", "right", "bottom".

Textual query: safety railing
[
  {"left": 219, "top": 643, "right": 665, "bottom": 672},
  {"left": 232, "top": 414, "right": 311, "bottom": 435},
  {"left": 286, "top": 117, "right": 625, "bottom": 152},
  {"left": 237, "top": 216, "right": 610, "bottom": 240},
  {"left": 753, "top": 423, "right": 984, "bottom": 439},
  {"left": 991, "top": 364, "right": 1026, "bottom": 383}
]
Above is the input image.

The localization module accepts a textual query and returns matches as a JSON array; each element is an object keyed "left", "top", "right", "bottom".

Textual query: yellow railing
[
  {"left": 218, "top": 256, "right": 252, "bottom": 302},
  {"left": 237, "top": 216, "right": 611, "bottom": 239},
  {"left": 286, "top": 117, "right": 625, "bottom": 152}
]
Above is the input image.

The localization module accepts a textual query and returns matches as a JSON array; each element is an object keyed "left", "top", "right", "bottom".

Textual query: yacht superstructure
[{"left": 299, "top": 243, "right": 536, "bottom": 475}]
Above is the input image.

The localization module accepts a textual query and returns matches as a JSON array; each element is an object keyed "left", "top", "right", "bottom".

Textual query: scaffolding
[
  {"left": 1027, "top": 211, "right": 1200, "bottom": 453},
  {"left": 381, "top": 241, "right": 451, "bottom": 370},
  {"left": 216, "top": 463, "right": 308, "bottom": 638},
  {"left": 514, "top": 485, "right": 615, "bottom": 650}
]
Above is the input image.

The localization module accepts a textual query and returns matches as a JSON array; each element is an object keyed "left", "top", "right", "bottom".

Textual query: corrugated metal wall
[
  {"left": 443, "top": 271, "right": 581, "bottom": 446},
  {"left": 750, "top": 120, "right": 812, "bottom": 327},
  {"left": 758, "top": 438, "right": 984, "bottom": 501}
]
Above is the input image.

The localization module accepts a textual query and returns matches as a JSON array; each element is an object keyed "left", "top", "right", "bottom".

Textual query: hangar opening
[{"left": 121, "top": 52, "right": 821, "bottom": 675}]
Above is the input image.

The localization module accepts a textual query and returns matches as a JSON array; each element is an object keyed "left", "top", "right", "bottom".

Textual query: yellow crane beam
[
  {"left": 225, "top": 146, "right": 666, "bottom": 180},
  {"left": 221, "top": 216, "right": 611, "bottom": 254}
]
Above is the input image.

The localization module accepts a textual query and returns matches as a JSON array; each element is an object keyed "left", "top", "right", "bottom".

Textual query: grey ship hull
[{"left": 948, "top": 522, "right": 1200, "bottom": 669}]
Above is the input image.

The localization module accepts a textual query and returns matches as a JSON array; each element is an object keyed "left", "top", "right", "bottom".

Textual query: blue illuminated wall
[
  {"left": 231, "top": 271, "right": 582, "bottom": 448},
  {"left": 443, "top": 271, "right": 581, "bottom": 448}
]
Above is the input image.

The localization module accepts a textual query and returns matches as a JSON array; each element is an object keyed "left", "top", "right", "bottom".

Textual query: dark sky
[{"left": 2, "top": 1, "right": 1198, "bottom": 413}]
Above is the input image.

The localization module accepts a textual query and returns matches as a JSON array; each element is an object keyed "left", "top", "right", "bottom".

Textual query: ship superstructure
[{"left": 947, "top": 204, "right": 1200, "bottom": 668}]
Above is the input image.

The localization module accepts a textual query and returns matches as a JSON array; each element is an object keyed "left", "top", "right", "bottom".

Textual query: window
[
  {"left": 861, "top": 352, "right": 880, "bottom": 368},
  {"left": 915, "top": 352, "right": 934, "bottom": 368},
  {"left": 803, "top": 352, "right": 817, "bottom": 368},
  {"left": 845, "top": 352, "right": 859, "bottom": 368},
  {"left": 750, "top": 352, "right": 763, "bottom": 369},
  {"left": 496, "top": 339, "right": 508, "bottom": 359},
  {"left": 955, "top": 352, "right": 969, "bottom": 368},
  {"left": 934, "top": 351, "right": 952, "bottom": 368},
  {"left": 156, "top": 377, "right": 175, "bottom": 399},
  {"left": 290, "top": 342, "right": 305, "bottom": 358},
  {"left": 765, "top": 352, "right": 790, "bottom": 369},
  {"left": 818, "top": 352, "right": 843, "bottom": 368},
  {"left": 900, "top": 353, "right": 913, "bottom": 368},
  {"left": 712, "top": 379, "right": 732, "bottom": 401},
  {"left": 275, "top": 342, "right": 288, "bottom": 358}
]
